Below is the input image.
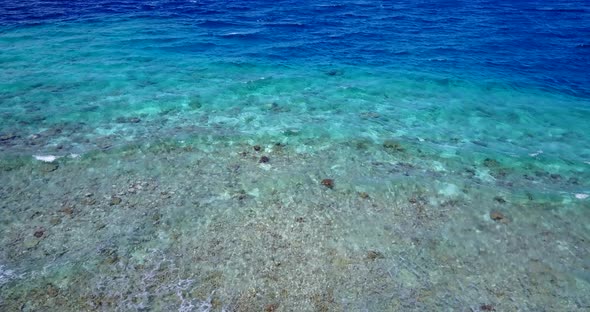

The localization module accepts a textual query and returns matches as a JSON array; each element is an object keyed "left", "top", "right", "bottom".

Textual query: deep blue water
[{"left": 1, "top": 0, "right": 589, "bottom": 97}]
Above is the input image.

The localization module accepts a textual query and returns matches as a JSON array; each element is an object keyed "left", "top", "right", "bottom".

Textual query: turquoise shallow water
[
  {"left": 2, "top": 18, "right": 590, "bottom": 162},
  {"left": 1, "top": 19, "right": 589, "bottom": 197},
  {"left": 1, "top": 12, "right": 589, "bottom": 161},
  {"left": 1, "top": 1, "right": 590, "bottom": 311}
]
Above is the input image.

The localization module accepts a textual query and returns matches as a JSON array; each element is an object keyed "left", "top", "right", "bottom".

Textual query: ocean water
[{"left": 1, "top": 1, "right": 589, "bottom": 311}]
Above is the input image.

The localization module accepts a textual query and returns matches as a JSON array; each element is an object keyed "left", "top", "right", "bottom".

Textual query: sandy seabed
[{"left": 1, "top": 136, "right": 588, "bottom": 311}]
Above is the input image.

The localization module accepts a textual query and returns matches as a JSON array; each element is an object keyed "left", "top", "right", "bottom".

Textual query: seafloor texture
[
  {"left": 0, "top": 137, "right": 589, "bottom": 311},
  {"left": 1, "top": 0, "right": 590, "bottom": 311}
]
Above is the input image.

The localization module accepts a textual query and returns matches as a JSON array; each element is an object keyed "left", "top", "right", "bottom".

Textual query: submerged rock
[
  {"left": 321, "top": 179, "right": 334, "bottom": 189},
  {"left": 349, "top": 139, "right": 371, "bottom": 150},
  {"left": 490, "top": 211, "right": 509, "bottom": 223},
  {"left": 115, "top": 116, "right": 141, "bottom": 123},
  {"left": 326, "top": 69, "right": 343, "bottom": 76},
  {"left": 46, "top": 284, "right": 59, "bottom": 297},
  {"left": 50, "top": 217, "right": 62, "bottom": 225},
  {"left": 109, "top": 196, "right": 122, "bottom": 205},
  {"left": 0, "top": 158, "right": 27, "bottom": 172},
  {"left": 493, "top": 196, "right": 506, "bottom": 204},
  {"left": 383, "top": 140, "right": 405, "bottom": 152},
  {"left": 366, "top": 250, "right": 384, "bottom": 260},
  {"left": 189, "top": 96, "right": 202, "bottom": 109},
  {"left": 0, "top": 133, "right": 18, "bottom": 142},
  {"left": 23, "top": 237, "right": 40, "bottom": 249},
  {"left": 101, "top": 248, "right": 119, "bottom": 265},
  {"left": 81, "top": 197, "right": 96, "bottom": 205},
  {"left": 269, "top": 102, "right": 280, "bottom": 112},
  {"left": 264, "top": 304, "right": 278, "bottom": 312},
  {"left": 234, "top": 189, "right": 248, "bottom": 201},
  {"left": 39, "top": 162, "right": 59, "bottom": 173},
  {"left": 259, "top": 156, "right": 270, "bottom": 163},
  {"left": 360, "top": 112, "right": 380, "bottom": 119},
  {"left": 568, "top": 177, "right": 579, "bottom": 185},
  {"left": 490, "top": 169, "right": 508, "bottom": 179},
  {"left": 472, "top": 140, "right": 488, "bottom": 147},
  {"left": 33, "top": 229, "right": 45, "bottom": 238},
  {"left": 483, "top": 158, "right": 500, "bottom": 168},
  {"left": 97, "top": 140, "right": 113, "bottom": 150},
  {"left": 59, "top": 206, "right": 74, "bottom": 216},
  {"left": 273, "top": 142, "right": 286, "bottom": 153}
]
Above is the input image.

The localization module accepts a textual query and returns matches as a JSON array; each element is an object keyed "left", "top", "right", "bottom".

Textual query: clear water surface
[{"left": 0, "top": 1, "right": 589, "bottom": 311}]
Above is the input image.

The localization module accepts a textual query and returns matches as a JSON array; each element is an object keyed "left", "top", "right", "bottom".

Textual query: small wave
[
  {"left": 161, "top": 42, "right": 218, "bottom": 52},
  {"left": 198, "top": 20, "right": 241, "bottom": 28},
  {"left": 226, "top": 5, "right": 251, "bottom": 12},
  {"left": 314, "top": 3, "right": 346, "bottom": 8},
  {"left": 376, "top": 15, "right": 407, "bottom": 21},
  {"left": 531, "top": 7, "right": 586, "bottom": 13},
  {"left": 219, "top": 30, "right": 262, "bottom": 38},
  {"left": 121, "top": 37, "right": 182, "bottom": 46},
  {"left": 200, "top": 9, "right": 224, "bottom": 15},
  {"left": 263, "top": 22, "right": 306, "bottom": 29},
  {"left": 341, "top": 12, "right": 371, "bottom": 19}
]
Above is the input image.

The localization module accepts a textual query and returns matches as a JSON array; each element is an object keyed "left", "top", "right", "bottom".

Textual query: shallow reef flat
[
  {"left": 0, "top": 136, "right": 588, "bottom": 311},
  {"left": 2, "top": 1, "right": 590, "bottom": 310}
]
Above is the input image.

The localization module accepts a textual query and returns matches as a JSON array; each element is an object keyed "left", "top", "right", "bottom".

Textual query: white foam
[
  {"left": 575, "top": 193, "right": 589, "bottom": 200},
  {"left": 33, "top": 155, "right": 60, "bottom": 162},
  {"left": 439, "top": 183, "right": 460, "bottom": 198},
  {"left": 0, "top": 265, "right": 19, "bottom": 287}
]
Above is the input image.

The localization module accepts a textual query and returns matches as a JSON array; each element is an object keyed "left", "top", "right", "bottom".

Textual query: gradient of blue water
[
  {"left": 1, "top": 0, "right": 589, "bottom": 165},
  {"left": 2, "top": 2, "right": 590, "bottom": 310},
  {"left": 1, "top": 0, "right": 589, "bottom": 96},
  {"left": 1, "top": 0, "right": 589, "bottom": 185}
]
